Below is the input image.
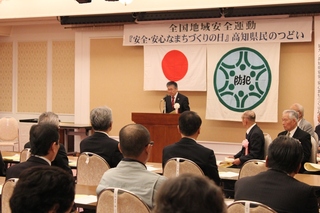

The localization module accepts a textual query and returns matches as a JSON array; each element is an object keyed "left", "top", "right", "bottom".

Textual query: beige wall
[{"left": 90, "top": 38, "right": 315, "bottom": 143}]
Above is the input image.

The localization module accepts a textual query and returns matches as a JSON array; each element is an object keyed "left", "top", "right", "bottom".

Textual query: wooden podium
[{"left": 132, "top": 113, "right": 180, "bottom": 163}]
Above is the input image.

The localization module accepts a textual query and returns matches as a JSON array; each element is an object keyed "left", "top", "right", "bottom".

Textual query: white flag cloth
[
  {"left": 144, "top": 45, "right": 206, "bottom": 91},
  {"left": 206, "top": 43, "right": 280, "bottom": 122}
]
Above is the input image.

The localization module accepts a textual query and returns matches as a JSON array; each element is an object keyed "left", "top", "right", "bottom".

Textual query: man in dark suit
[
  {"left": 278, "top": 109, "right": 311, "bottom": 173},
  {"left": 6, "top": 123, "right": 60, "bottom": 180},
  {"left": 162, "top": 111, "right": 220, "bottom": 185},
  {"left": 24, "top": 112, "right": 72, "bottom": 175},
  {"left": 164, "top": 81, "right": 190, "bottom": 113},
  {"left": 232, "top": 110, "right": 265, "bottom": 167},
  {"left": 80, "top": 106, "right": 123, "bottom": 168},
  {"left": 235, "top": 135, "right": 318, "bottom": 213}
]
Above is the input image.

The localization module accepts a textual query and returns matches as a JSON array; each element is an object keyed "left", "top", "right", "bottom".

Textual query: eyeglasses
[{"left": 146, "top": 141, "right": 154, "bottom": 147}]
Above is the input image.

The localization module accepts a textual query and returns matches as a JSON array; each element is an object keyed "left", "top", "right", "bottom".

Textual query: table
[
  {"left": 75, "top": 184, "right": 97, "bottom": 209},
  {"left": 59, "top": 123, "right": 92, "bottom": 152},
  {"left": 2, "top": 151, "right": 20, "bottom": 164}
]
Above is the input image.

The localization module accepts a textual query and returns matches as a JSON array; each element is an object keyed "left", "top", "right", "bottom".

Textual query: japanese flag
[{"left": 144, "top": 45, "right": 206, "bottom": 91}]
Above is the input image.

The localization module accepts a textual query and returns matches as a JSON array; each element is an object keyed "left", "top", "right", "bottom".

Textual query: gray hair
[
  {"left": 291, "top": 103, "right": 304, "bottom": 117},
  {"left": 38, "top": 112, "right": 59, "bottom": 127},
  {"left": 242, "top": 110, "right": 256, "bottom": 122},
  {"left": 90, "top": 106, "right": 113, "bottom": 131},
  {"left": 283, "top": 109, "right": 298, "bottom": 122}
]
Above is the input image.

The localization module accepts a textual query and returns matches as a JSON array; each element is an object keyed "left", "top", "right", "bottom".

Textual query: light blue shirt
[{"left": 96, "top": 160, "right": 167, "bottom": 208}]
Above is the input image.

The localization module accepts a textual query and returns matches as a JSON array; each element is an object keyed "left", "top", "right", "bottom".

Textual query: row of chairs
[{"left": 4, "top": 151, "right": 276, "bottom": 213}]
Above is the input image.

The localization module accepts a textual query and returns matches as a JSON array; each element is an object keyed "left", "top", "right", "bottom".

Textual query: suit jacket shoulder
[
  {"left": 162, "top": 138, "right": 220, "bottom": 185},
  {"left": 80, "top": 132, "right": 123, "bottom": 168},
  {"left": 6, "top": 156, "right": 49, "bottom": 180}
]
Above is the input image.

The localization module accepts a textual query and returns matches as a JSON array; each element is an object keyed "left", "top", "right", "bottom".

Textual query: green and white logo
[{"left": 213, "top": 47, "right": 271, "bottom": 112}]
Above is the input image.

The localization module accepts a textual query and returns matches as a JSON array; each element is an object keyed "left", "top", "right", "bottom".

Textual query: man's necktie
[
  {"left": 171, "top": 96, "right": 175, "bottom": 109},
  {"left": 287, "top": 131, "right": 290, "bottom": 137}
]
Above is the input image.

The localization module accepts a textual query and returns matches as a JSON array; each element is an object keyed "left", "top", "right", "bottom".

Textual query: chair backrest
[
  {"left": 228, "top": 200, "right": 277, "bottom": 213},
  {"left": 1, "top": 178, "right": 18, "bottom": 213},
  {"left": 96, "top": 188, "right": 151, "bottom": 213},
  {"left": 0, "top": 117, "right": 19, "bottom": 141},
  {"left": 163, "top": 157, "right": 204, "bottom": 178},
  {"left": 76, "top": 152, "right": 110, "bottom": 185},
  {"left": 263, "top": 133, "right": 272, "bottom": 159},
  {"left": 20, "top": 148, "right": 31, "bottom": 163},
  {"left": 238, "top": 159, "right": 267, "bottom": 179},
  {"left": 310, "top": 136, "right": 317, "bottom": 163}
]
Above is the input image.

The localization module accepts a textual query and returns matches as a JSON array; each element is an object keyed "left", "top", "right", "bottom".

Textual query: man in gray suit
[
  {"left": 96, "top": 124, "right": 167, "bottom": 208},
  {"left": 290, "top": 103, "right": 316, "bottom": 140}
]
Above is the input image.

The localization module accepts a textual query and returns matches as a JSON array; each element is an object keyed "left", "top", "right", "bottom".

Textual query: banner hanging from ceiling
[{"left": 123, "top": 16, "right": 312, "bottom": 46}]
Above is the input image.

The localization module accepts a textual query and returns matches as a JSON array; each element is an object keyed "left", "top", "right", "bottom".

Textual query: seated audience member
[
  {"left": 235, "top": 136, "right": 318, "bottom": 213},
  {"left": 153, "top": 173, "right": 226, "bottom": 213},
  {"left": 6, "top": 123, "right": 60, "bottom": 180},
  {"left": 290, "top": 103, "right": 317, "bottom": 140},
  {"left": 232, "top": 110, "right": 265, "bottom": 167},
  {"left": 10, "top": 166, "right": 75, "bottom": 213},
  {"left": 24, "top": 111, "right": 72, "bottom": 175},
  {"left": 96, "top": 124, "right": 167, "bottom": 208},
  {"left": 80, "top": 106, "right": 123, "bottom": 168},
  {"left": 162, "top": 111, "right": 220, "bottom": 185},
  {"left": 278, "top": 109, "right": 311, "bottom": 173}
]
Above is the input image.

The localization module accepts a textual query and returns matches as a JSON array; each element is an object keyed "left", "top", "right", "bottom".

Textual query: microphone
[{"left": 159, "top": 98, "right": 166, "bottom": 113}]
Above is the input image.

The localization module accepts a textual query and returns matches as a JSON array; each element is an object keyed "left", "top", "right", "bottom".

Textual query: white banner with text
[{"left": 124, "top": 17, "right": 312, "bottom": 46}]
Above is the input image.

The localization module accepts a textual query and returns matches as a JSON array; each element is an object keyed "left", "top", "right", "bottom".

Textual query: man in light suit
[
  {"left": 278, "top": 109, "right": 311, "bottom": 173},
  {"left": 235, "top": 135, "right": 318, "bottom": 213},
  {"left": 232, "top": 110, "right": 265, "bottom": 167},
  {"left": 290, "top": 103, "right": 316, "bottom": 140},
  {"left": 80, "top": 106, "right": 123, "bottom": 168},
  {"left": 164, "top": 81, "right": 190, "bottom": 113},
  {"left": 6, "top": 123, "right": 60, "bottom": 180},
  {"left": 96, "top": 124, "right": 167, "bottom": 208},
  {"left": 162, "top": 111, "right": 220, "bottom": 185}
]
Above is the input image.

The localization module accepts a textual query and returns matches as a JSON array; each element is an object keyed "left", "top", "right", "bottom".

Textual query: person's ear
[
  {"left": 118, "top": 143, "right": 123, "bottom": 154},
  {"left": 295, "top": 163, "right": 301, "bottom": 174},
  {"left": 177, "top": 125, "right": 181, "bottom": 134}
]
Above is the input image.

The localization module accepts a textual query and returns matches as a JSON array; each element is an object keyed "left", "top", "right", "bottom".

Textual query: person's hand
[{"left": 233, "top": 158, "right": 241, "bottom": 165}]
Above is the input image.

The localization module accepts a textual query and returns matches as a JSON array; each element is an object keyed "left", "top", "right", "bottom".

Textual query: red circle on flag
[{"left": 161, "top": 50, "right": 188, "bottom": 81}]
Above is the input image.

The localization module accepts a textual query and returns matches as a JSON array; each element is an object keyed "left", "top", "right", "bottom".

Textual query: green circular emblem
[{"left": 213, "top": 47, "right": 271, "bottom": 112}]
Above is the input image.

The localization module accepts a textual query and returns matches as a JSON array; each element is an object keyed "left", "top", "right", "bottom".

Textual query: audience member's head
[
  {"left": 166, "top": 81, "right": 178, "bottom": 97},
  {"left": 290, "top": 103, "right": 304, "bottom": 120},
  {"left": 266, "top": 135, "right": 303, "bottom": 175},
  {"left": 38, "top": 111, "right": 60, "bottom": 127},
  {"left": 90, "top": 106, "right": 113, "bottom": 132},
  {"left": 10, "top": 166, "right": 75, "bottom": 213},
  {"left": 281, "top": 109, "right": 298, "bottom": 132},
  {"left": 153, "top": 173, "right": 226, "bottom": 213},
  {"left": 29, "top": 123, "right": 60, "bottom": 161},
  {"left": 119, "top": 124, "right": 152, "bottom": 163},
  {"left": 241, "top": 110, "right": 256, "bottom": 123},
  {"left": 241, "top": 110, "right": 256, "bottom": 127},
  {"left": 178, "top": 111, "right": 202, "bottom": 137}
]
